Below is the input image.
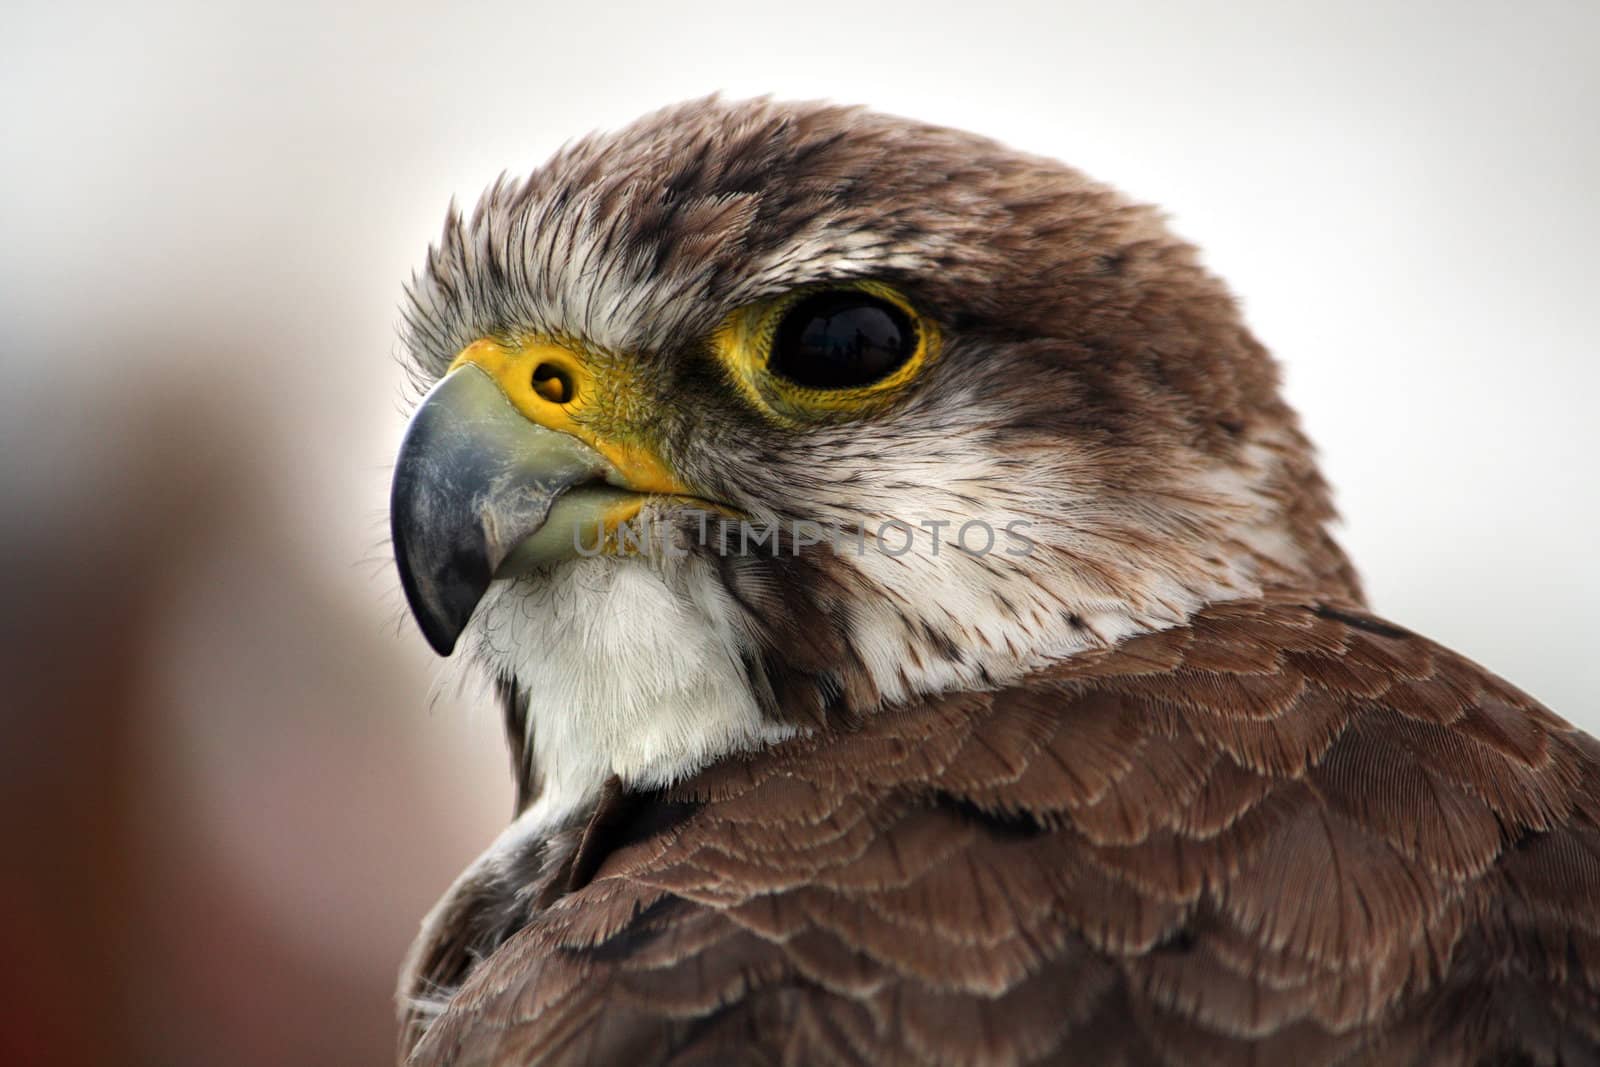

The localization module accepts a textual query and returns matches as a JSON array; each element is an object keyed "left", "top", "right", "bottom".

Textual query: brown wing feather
[{"left": 409, "top": 595, "right": 1600, "bottom": 1066}]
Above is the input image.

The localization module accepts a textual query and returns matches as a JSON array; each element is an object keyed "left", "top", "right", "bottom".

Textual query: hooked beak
[{"left": 390, "top": 364, "right": 637, "bottom": 655}]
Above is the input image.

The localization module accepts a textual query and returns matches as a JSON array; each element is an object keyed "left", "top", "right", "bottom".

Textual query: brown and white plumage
[{"left": 389, "top": 97, "right": 1600, "bottom": 1065}]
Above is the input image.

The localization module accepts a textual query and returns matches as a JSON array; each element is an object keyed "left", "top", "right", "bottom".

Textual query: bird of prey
[{"left": 388, "top": 97, "right": 1600, "bottom": 1066}]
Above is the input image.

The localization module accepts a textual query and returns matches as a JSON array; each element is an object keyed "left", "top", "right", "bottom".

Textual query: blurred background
[{"left": 2, "top": 1, "right": 1595, "bottom": 1063}]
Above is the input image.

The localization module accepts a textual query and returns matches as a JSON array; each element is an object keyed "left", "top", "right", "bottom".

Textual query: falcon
[{"left": 388, "top": 98, "right": 1600, "bottom": 1065}]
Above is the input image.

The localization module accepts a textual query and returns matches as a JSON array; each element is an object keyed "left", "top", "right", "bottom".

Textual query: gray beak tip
[{"left": 390, "top": 513, "right": 479, "bottom": 656}]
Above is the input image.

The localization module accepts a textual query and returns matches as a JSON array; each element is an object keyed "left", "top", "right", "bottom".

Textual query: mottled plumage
[
  {"left": 391, "top": 98, "right": 1600, "bottom": 1065},
  {"left": 410, "top": 596, "right": 1600, "bottom": 1066}
]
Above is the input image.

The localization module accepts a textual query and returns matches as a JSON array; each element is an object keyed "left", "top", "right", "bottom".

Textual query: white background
[
  {"left": 0, "top": 4, "right": 1594, "bottom": 1054},
  {"left": 6, "top": 0, "right": 1594, "bottom": 711}
]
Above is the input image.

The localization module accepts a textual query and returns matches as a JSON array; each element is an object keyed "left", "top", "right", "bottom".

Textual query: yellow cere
[
  {"left": 447, "top": 337, "right": 691, "bottom": 497},
  {"left": 711, "top": 280, "right": 939, "bottom": 425}
]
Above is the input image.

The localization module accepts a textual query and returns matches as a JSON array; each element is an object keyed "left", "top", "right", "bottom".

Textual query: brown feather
[{"left": 407, "top": 597, "right": 1600, "bottom": 1066}]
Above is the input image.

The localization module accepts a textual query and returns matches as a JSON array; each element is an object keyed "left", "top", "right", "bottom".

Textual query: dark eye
[{"left": 768, "top": 291, "right": 917, "bottom": 389}]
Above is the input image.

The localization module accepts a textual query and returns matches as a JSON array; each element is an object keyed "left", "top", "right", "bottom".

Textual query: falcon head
[{"left": 392, "top": 97, "right": 1357, "bottom": 807}]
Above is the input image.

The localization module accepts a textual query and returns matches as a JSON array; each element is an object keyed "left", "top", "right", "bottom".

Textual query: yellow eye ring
[{"left": 711, "top": 281, "right": 940, "bottom": 424}]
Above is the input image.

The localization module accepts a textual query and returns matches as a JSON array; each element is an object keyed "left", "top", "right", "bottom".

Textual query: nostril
[{"left": 531, "top": 363, "right": 575, "bottom": 404}]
